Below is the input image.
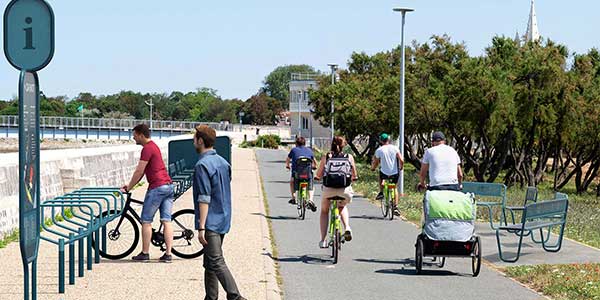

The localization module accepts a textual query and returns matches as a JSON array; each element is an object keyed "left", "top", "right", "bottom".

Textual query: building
[{"left": 288, "top": 73, "right": 332, "bottom": 148}]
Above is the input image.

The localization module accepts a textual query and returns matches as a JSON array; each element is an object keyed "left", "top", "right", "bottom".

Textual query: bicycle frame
[{"left": 329, "top": 200, "right": 341, "bottom": 241}]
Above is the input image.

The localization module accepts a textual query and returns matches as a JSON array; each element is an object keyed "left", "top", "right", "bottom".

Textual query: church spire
[{"left": 525, "top": 0, "right": 540, "bottom": 42}]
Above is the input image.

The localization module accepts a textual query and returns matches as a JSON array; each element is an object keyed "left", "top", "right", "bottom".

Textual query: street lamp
[
  {"left": 297, "top": 90, "right": 302, "bottom": 137},
  {"left": 393, "top": 7, "right": 414, "bottom": 197},
  {"left": 144, "top": 97, "right": 154, "bottom": 129},
  {"left": 238, "top": 111, "right": 245, "bottom": 132},
  {"left": 327, "top": 63, "right": 338, "bottom": 139}
]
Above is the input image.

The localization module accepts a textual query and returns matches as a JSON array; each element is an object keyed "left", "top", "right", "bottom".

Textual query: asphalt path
[{"left": 256, "top": 149, "right": 542, "bottom": 300}]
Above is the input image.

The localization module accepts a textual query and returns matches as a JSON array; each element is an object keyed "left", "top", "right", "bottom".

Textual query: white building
[{"left": 288, "top": 73, "right": 332, "bottom": 148}]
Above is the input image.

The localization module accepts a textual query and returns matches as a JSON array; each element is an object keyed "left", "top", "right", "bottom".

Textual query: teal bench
[
  {"left": 168, "top": 158, "right": 194, "bottom": 199},
  {"left": 40, "top": 188, "right": 125, "bottom": 293},
  {"left": 462, "top": 182, "right": 507, "bottom": 230},
  {"left": 495, "top": 195, "right": 569, "bottom": 262}
]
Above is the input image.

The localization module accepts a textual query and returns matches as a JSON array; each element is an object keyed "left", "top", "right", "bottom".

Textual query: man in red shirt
[{"left": 121, "top": 124, "right": 174, "bottom": 262}]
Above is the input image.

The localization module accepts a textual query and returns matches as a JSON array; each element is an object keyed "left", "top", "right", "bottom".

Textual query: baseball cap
[
  {"left": 432, "top": 131, "right": 446, "bottom": 141},
  {"left": 380, "top": 133, "right": 390, "bottom": 141}
]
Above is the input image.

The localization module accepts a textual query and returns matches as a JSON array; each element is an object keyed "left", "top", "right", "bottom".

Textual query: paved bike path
[{"left": 257, "top": 149, "right": 542, "bottom": 300}]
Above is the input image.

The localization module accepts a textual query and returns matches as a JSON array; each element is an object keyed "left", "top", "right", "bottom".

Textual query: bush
[
  {"left": 255, "top": 134, "right": 280, "bottom": 149},
  {"left": 242, "top": 134, "right": 281, "bottom": 149}
]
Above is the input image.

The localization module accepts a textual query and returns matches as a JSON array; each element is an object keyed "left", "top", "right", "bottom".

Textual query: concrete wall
[{"left": 0, "top": 140, "right": 169, "bottom": 238}]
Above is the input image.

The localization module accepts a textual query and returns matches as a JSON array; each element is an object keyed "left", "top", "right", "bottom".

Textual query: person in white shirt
[
  {"left": 371, "top": 133, "right": 404, "bottom": 216},
  {"left": 418, "top": 131, "right": 463, "bottom": 191}
]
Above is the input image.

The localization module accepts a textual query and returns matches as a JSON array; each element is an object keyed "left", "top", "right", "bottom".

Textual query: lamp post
[
  {"left": 297, "top": 90, "right": 302, "bottom": 137},
  {"left": 144, "top": 97, "right": 154, "bottom": 129},
  {"left": 327, "top": 63, "right": 338, "bottom": 139},
  {"left": 238, "top": 111, "right": 245, "bottom": 132},
  {"left": 393, "top": 7, "right": 414, "bottom": 197}
]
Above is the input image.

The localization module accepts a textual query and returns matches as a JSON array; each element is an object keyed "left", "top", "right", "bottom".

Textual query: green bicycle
[
  {"left": 328, "top": 195, "right": 346, "bottom": 264},
  {"left": 380, "top": 179, "right": 396, "bottom": 220}
]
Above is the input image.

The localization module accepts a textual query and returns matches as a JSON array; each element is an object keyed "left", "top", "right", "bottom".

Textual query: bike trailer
[{"left": 423, "top": 190, "right": 475, "bottom": 242}]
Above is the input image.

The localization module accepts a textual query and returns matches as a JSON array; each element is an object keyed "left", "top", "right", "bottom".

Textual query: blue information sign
[
  {"left": 3, "top": 0, "right": 55, "bottom": 71},
  {"left": 19, "top": 70, "right": 40, "bottom": 264}
]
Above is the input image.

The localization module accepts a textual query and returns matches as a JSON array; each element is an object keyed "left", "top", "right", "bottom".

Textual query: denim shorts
[{"left": 141, "top": 184, "right": 174, "bottom": 223}]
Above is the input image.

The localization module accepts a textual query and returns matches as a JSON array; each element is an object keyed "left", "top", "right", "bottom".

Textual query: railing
[
  {"left": 290, "top": 73, "right": 319, "bottom": 81},
  {"left": 0, "top": 115, "right": 229, "bottom": 131}
]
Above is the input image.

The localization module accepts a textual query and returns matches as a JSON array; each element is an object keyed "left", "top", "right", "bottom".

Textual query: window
[{"left": 302, "top": 116, "right": 309, "bottom": 130}]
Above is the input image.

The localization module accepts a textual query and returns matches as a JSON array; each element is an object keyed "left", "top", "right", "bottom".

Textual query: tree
[
  {"left": 244, "top": 93, "right": 281, "bottom": 125},
  {"left": 262, "top": 64, "right": 317, "bottom": 108}
]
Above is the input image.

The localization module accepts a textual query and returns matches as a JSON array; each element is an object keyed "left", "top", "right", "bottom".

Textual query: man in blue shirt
[
  {"left": 193, "top": 125, "right": 246, "bottom": 300},
  {"left": 285, "top": 136, "right": 317, "bottom": 211}
]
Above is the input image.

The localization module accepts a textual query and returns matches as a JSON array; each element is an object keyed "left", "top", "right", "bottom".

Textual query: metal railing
[{"left": 290, "top": 73, "right": 319, "bottom": 81}]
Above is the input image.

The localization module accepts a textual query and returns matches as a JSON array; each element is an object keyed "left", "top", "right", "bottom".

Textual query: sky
[{"left": 0, "top": 0, "right": 598, "bottom": 102}]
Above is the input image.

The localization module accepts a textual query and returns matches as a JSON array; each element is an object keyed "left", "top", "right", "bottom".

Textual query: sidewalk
[{"left": 0, "top": 147, "right": 279, "bottom": 299}]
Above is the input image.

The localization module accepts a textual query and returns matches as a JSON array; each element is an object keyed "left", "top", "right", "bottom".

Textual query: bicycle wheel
[
  {"left": 93, "top": 210, "right": 139, "bottom": 260},
  {"left": 388, "top": 188, "right": 394, "bottom": 220},
  {"left": 332, "top": 228, "right": 340, "bottom": 264},
  {"left": 380, "top": 190, "right": 388, "bottom": 218},
  {"left": 415, "top": 236, "right": 423, "bottom": 274},
  {"left": 297, "top": 186, "right": 306, "bottom": 220},
  {"left": 171, "top": 209, "right": 204, "bottom": 259},
  {"left": 472, "top": 236, "right": 481, "bottom": 277}
]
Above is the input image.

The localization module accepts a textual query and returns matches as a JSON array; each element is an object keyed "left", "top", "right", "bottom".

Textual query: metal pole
[
  {"left": 394, "top": 7, "right": 413, "bottom": 197},
  {"left": 328, "top": 64, "right": 337, "bottom": 139},
  {"left": 298, "top": 91, "right": 301, "bottom": 137}
]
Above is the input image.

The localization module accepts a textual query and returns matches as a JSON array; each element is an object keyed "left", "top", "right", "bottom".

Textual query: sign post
[{"left": 4, "top": 1, "right": 54, "bottom": 299}]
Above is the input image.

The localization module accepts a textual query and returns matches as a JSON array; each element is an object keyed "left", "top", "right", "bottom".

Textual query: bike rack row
[
  {"left": 39, "top": 187, "right": 125, "bottom": 293},
  {"left": 169, "top": 159, "right": 194, "bottom": 199}
]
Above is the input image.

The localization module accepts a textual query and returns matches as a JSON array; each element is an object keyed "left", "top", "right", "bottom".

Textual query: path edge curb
[{"left": 253, "top": 150, "right": 283, "bottom": 300}]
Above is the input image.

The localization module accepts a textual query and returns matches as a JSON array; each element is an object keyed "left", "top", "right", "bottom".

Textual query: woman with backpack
[{"left": 314, "top": 136, "right": 358, "bottom": 249}]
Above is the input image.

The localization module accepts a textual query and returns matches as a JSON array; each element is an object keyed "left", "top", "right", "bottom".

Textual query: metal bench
[
  {"left": 169, "top": 159, "right": 193, "bottom": 198},
  {"left": 495, "top": 196, "right": 569, "bottom": 262},
  {"left": 462, "top": 182, "right": 507, "bottom": 230},
  {"left": 39, "top": 188, "right": 125, "bottom": 293}
]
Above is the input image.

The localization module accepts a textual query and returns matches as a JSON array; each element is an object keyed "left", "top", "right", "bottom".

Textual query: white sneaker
[{"left": 319, "top": 240, "right": 328, "bottom": 248}]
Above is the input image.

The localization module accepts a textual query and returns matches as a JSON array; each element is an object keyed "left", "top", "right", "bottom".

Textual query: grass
[
  {"left": 259, "top": 173, "right": 284, "bottom": 294},
  {"left": 0, "top": 230, "right": 19, "bottom": 249},
  {"left": 505, "top": 264, "right": 600, "bottom": 300}
]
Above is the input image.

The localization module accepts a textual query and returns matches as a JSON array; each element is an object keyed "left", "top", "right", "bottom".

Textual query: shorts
[
  {"left": 379, "top": 172, "right": 399, "bottom": 184},
  {"left": 141, "top": 184, "right": 175, "bottom": 223},
  {"left": 292, "top": 172, "right": 314, "bottom": 191},
  {"left": 321, "top": 186, "right": 353, "bottom": 206}
]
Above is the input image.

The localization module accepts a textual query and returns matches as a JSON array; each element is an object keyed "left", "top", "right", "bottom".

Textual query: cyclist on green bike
[
  {"left": 315, "top": 136, "right": 358, "bottom": 248},
  {"left": 371, "top": 133, "right": 404, "bottom": 216},
  {"left": 286, "top": 136, "right": 318, "bottom": 212}
]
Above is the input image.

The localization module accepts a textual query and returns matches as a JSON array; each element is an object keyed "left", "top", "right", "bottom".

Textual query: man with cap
[
  {"left": 371, "top": 133, "right": 404, "bottom": 216},
  {"left": 418, "top": 131, "right": 463, "bottom": 191}
]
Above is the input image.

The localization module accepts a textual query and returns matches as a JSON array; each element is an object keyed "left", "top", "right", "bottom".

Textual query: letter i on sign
[{"left": 23, "top": 17, "right": 35, "bottom": 50}]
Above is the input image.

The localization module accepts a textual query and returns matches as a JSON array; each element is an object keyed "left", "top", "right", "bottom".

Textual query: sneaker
[
  {"left": 344, "top": 229, "right": 353, "bottom": 242},
  {"left": 319, "top": 240, "right": 329, "bottom": 248},
  {"left": 159, "top": 253, "right": 172, "bottom": 263},
  {"left": 307, "top": 201, "right": 317, "bottom": 212},
  {"left": 393, "top": 207, "right": 401, "bottom": 216},
  {"left": 132, "top": 252, "right": 149, "bottom": 262},
  {"left": 376, "top": 192, "right": 384, "bottom": 200},
  {"left": 288, "top": 198, "right": 297, "bottom": 205}
]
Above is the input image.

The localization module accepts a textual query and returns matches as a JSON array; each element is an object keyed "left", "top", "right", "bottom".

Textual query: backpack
[
  {"left": 294, "top": 157, "right": 313, "bottom": 180},
  {"left": 323, "top": 152, "right": 352, "bottom": 188}
]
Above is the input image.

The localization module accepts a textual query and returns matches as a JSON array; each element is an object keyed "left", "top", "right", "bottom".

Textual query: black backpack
[
  {"left": 323, "top": 152, "right": 352, "bottom": 188},
  {"left": 294, "top": 157, "right": 313, "bottom": 180}
]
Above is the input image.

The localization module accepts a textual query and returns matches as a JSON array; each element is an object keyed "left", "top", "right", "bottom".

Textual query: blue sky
[{"left": 1, "top": 0, "right": 598, "bottom": 102}]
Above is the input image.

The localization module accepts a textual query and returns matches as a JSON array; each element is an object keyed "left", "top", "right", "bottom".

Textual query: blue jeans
[{"left": 141, "top": 184, "right": 174, "bottom": 223}]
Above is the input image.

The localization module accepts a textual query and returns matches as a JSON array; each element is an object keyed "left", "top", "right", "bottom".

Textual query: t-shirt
[
  {"left": 422, "top": 144, "right": 461, "bottom": 187},
  {"left": 375, "top": 144, "right": 401, "bottom": 176},
  {"left": 288, "top": 146, "right": 314, "bottom": 171},
  {"left": 140, "top": 141, "right": 171, "bottom": 190}
]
